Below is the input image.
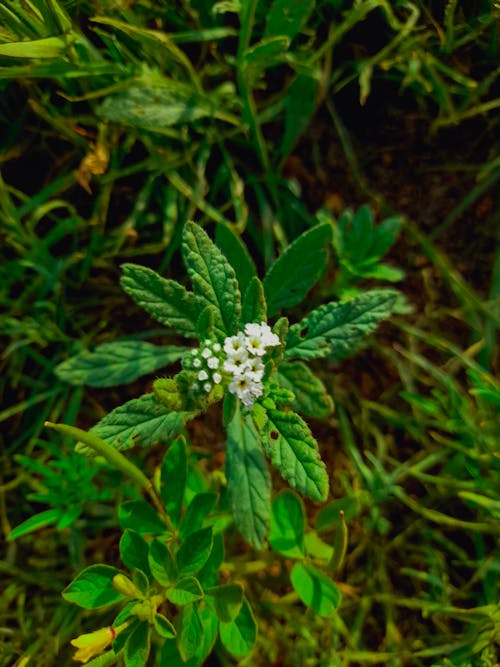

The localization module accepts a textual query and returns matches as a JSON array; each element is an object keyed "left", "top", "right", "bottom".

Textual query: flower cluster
[
  {"left": 182, "top": 339, "right": 223, "bottom": 395},
  {"left": 223, "top": 322, "right": 280, "bottom": 409}
]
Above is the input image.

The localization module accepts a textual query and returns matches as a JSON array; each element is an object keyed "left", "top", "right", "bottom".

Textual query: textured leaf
[
  {"left": 290, "top": 562, "right": 341, "bottom": 616},
  {"left": 265, "top": 0, "right": 315, "bottom": 40},
  {"left": 219, "top": 598, "right": 257, "bottom": 658},
  {"left": 124, "top": 621, "right": 150, "bottom": 667},
  {"left": 99, "top": 85, "right": 212, "bottom": 132},
  {"left": 161, "top": 438, "right": 187, "bottom": 528},
  {"left": 215, "top": 223, "right": 257, "bottom": 296},
  {"left": 55, "top": 341, "right": 187, "bottom": 388},
  {"left": 166, "top": 576, "right": 203, "bottom": 605},
  {"left": 148, "top": 539, "right": 176, "bottom": 586},
  {"left": 179, "top": 492, "right": 217, "bottom": 538},
  {"left": 85, "top": 394, "right": 190, "bottom": 453},
  {"left": 269, "top": 490, "right": 305, "bottom": 558},
  {"left": 262, "top": 409, "right": 329, "bottom": 502},
  {"left": 263, "top": 223, "right": 331, "bottom": 316},
  {"left": 177, "top": 527, "right": 213, "bottom": 576},
  {"left": 285, "top": 290, "right": 397, "bottom": 361},
  {"left": 63, "top": 565, "right": 125, "bottom": 609},
  {"left": 119, "top": 530, "right": 152, "bottom": 582},
  {"left": 226, "top": 404, "right": 271, "bottom": 548},
  {"left": 275, "top": 361, "right": 333, "bottom": 419},
  {"left": 182, "top": 222, "right": 241, "bottom": 337},
  {"left": 176, "top": 604, "right": 203, "bottom": 662},
  {"left": 240, "top": 276, "right": 267, "bottom": 327},
  {"left": 153, "top": 614, "right": 176, "bottom": 639},
  {"left": 120, "top": 263, "right": 202, "bottom": 338}
]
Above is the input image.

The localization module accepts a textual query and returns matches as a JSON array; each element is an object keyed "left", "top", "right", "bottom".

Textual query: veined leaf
[
  {"left": 83, "top": 394, "right": 190, "bottom": 453},
  {"left": 55, "top": 341, "right": 187, "bottom": 388},
  {"left": 148, "top": 539, "right": 176, "bottom": 586},
  {"left": 176, "top": 604, "right": 203, "bottom": 662},
  {"left": 275, "top": 361, "right": 333, "bottom": 419},
  {"left": 240, "top": 276, "right": 267, "bottom": 327},
  {"left": 261, "top": 409, "right": 329, "bottom": 502},
  {"left": 124, "top": 621, "right": 150, "bottom": 667},
  {"left": 120, "top": 530, "right": 152, "bottom": 582},
  {"left": 182, "top": 222, "right": 241, "bottom": 337},
  {"left": 226, "top": 403, "right": 271, "bottom": 548},
  {"left": 176, "top": 527, "right": 213, "bottom": 576},
  {"left": 215, "top": 223, "right": 257, "bottom": 296},
  {"left": 205, "top": 584, "right": 243, "bottom": 623},
  {"left": 263, "top": 223, "right": 332, "bottom": 316},
  {"left": 269, "top": 490, "right": 305, "bottom": 558},
  {"left": 120, "top": 263, "right": 202, "bottom": 338},
  {"left": 285, "top": 290, "right": 397, "bottom": 360},
  {"left": 119, "top": 500, "right": 167, "bottom": 535},
  {"left": 98, "top": 85, "right": 212, "bottom": 132},
  {"left": 63, "top": 565, "right": 125, "bottom": 610},
  {"left": 166, "top": 576, "right": 203, "bottom": 606}
]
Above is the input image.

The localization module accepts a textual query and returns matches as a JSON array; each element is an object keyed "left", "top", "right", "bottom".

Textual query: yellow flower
[{"left": 70, "top": 623, "right": 129, "bottom": 663}]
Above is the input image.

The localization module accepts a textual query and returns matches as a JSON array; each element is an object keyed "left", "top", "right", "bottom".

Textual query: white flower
[
  {"left": 203, "top": 382, "right": 212, "bottom": 393},
  {"left": 191, "top": 382, "right": 200, "bottom": 392},
  {"left": 245, "top": 356, "right": 265, "bottom": 382},
  {"left": 258, "top": 322, "right": 280, "bottom": 347},
  {"left": 244, "top": 322, "right": 262, "bottom": 338},
  {"left": 223, "top": 347, "right": 249, "bottom": 375},
  {"left": 201, "top": 347, "right": 212, "bottom": 359},
  {"left": 197, "top": 370, "right": 209, "bottom": 381},
  {"left": 193, "top": 358, "right": 202, "bottom": 368},
  {"left": 207, "top": 357, "right": 219, "bottom": 369},
  {"left": 229, "top": 375, "right": 263, "bottom": 409},
  {"left": 213, "top": 372, "right": 222, "bottom": 384},
  {"left": 212, "top": 342, "right": 221, "bottom": 352},
  {"left": 224, "top": 333, "right": 247, "bottom": 356},
  {"left": 245, "top": 333, "right": 267, "bottom": 357},
  {"left": 191, "top": 348, "right": 198, "bottom": 356}
]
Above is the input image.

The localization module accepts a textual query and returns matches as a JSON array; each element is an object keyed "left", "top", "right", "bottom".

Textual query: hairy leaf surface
[
  {"left": 285, "top": 290, "right": 397, "bottom": 360},
  {"left": 120, "top": 263, "right": 202, "bottom": 338},
  {"left": 55, "top": 341, "right": 186, "bottom": 387},
  {"left": 262, "top": 409, "right": 329, "bottom": 502},
  {"left": 226, "top": 404, "right": 271, "bottom": 548},
  {"left": 275, "top": 361, "right": 333, "bottom": 419},
  {"left": 182, "top": 222, "right": 241, "bottom": 337},
  {"left": 263, "top": 223, "right": 331, "bottom": 316}
]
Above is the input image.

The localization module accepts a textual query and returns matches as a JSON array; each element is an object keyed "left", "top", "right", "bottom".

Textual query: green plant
[{"left": 22, "top": 220, "right": 396, "bottom": 664}]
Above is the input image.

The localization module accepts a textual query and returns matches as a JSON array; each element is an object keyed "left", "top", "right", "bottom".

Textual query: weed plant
[{"left": 1, "top": 1, "right": 499, "bottom": 666}]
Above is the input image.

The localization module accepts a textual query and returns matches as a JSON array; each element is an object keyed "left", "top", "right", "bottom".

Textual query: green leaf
[
  {"left": 197, "top": 533, "right": 224, "bottom": 588},
  {"left": 281, "top": 73, "right": 318, "bottom": 158},
  {"left": 8, "top": 508, "right": 61, "bottom": 541},
  {"left": 275, "top": 361, "right": 333, "bottom": 419},
  {"left": 226, "top": 404, "right": 271, "bottom": 548},
  {"left": 86, "top": 394, "right": 190, "bottom": 453},
  {"left": 160, "top": 606, "right": 217, "bottom": 666},
  {"left": 99, "top": 85, "right": 212, "bottom": 132},
  {"left": 119, "top": 500, "right": 167, "bottom": 535},
  {"left": 285, "top": 290, "right": 397, "bottom": 361},
  {"left": 166, "top": 576, "right": 203, "bottom": 605},
  {"left": 265, "top": 0, "right": 315, "bottom": 40},
  {"left": 262, "top": 409, "right": 329, "bottom": 502},
  {"left": 242, "top": 36, "right": 289, "bottom": 86},
  {"left": 124, "top": 621, "right": 150, "bottom": 667},
  {"left": 269, "top": 490, "right": 305, "bottom": 558},
  {"left": 0, "top": 35, "right": 73, "bottom": 58},
  {"left": 153, "top": 614, "right": 176, "bottom": 639},
  {"left": 205, "top": 583, "right": 243, "bottom": 623},
  {"left": 86, "top": 651, "right": 119, "bottom": 667},
  {"left": 120, "top": 263, "right": 202, "bottom": 338},
  {"left": 316, "top": 496, "right": 362, "bottom": 532},
  {"left": 177, "top": 527, "right": 213, "bottom": 575},
  {"left": 55, "top": 341, "right": 186, "bottom": 388},
  {"left": 148, "top": 539, "right": 176, "bottom": 586},
  {"left": 119, "top": 531, "right": 152, "bottom": 582},
  {"left": 240, "top": 276, "right": 267, "bottom": 327},
  {"left": 161, "top": 438, "right": 187, "bottom": 528},
  {"left": 63, "top": 565, "right": 125, "bottom": 610},
  {"left": 176, "top": 603, "right": 203, "bottom": 662},
  {"left": 219, "top": 598, "right": 257, "bottom": 658},
  {"left": 179, "top": 492, "right": 217, "bottom": 538},
  {"left": 290, "top": 562, "right": 341, "bottom": 616},
  {"left": 195, "top": 305, "right": 217, "bottom": 340},
  {"left": 263, "top": 223, "right": 332, "bottom": 316},
  {"left": 215, "top": 223, "right": 257, "bottom": 296},
  {"left": 182, "top": 222, "right": 241, "bottom": 337}
]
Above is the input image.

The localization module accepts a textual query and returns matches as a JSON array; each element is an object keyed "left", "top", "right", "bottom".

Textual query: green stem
[{"left": 44, "top": 421, "right": 171, "bottom": 530}]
